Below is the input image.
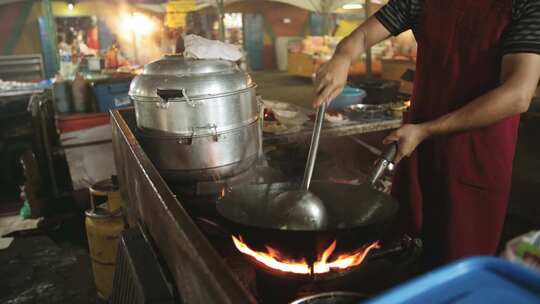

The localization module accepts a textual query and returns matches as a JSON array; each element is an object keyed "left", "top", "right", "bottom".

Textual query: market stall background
[
  {"left": 0, "top": 1, "right": 538, "bottom": 303},
  {"left": 0, "top": 0, "right": 418, "bottom": 225},
  {"left": 0, "top": 0, "right": 416, "bottom": 73}
]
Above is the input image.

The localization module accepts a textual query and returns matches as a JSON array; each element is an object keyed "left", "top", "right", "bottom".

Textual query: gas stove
[
  {"left": 197, "top": 214, "right": 422, "bottom": 304},
  {"left": 240, "top": 236, "right": 419, "bottom": 303},
  {"left": 111, "top": 109, "right": 421, "bottom": 304}
]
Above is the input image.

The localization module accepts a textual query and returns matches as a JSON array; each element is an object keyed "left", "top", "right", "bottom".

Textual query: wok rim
[{"left": 216, "top": 181, "right": 399, "bottom": 233}]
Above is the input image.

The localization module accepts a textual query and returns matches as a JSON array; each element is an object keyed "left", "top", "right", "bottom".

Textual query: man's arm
[
  {"left": 313, "top": 16, "right": 392, "bottom": 106},
  {"left": 425, "top": 53, "right": 540, "bottom": 133},
  {"left": 384, "top": 53, "right": 540, "bottom": 162}
]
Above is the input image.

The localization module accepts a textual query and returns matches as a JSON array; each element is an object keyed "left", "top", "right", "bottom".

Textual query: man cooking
[{"left": 314, "top": 0, "right": 540, "bottom": 267}]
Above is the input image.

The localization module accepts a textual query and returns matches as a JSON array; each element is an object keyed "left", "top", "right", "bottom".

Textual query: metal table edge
[{"left": 110, "top": 109, "right": 257, "bottom": 304}]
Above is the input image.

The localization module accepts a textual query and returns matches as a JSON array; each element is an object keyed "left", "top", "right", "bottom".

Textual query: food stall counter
[{"left": 288, "top": 53, "right": 382, "bottom": 78}]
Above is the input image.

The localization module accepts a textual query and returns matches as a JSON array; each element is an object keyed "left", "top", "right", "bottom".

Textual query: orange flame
[
  {"left": 219, "top": 187, "right": 226, "bottom": 199},
  {"left": 232, "top": 236, "right": 380, "bottom": 275}
]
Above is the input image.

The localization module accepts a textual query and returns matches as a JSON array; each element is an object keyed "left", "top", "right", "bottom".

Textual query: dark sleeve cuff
[
  {"left": 502, "top": 43, "right": 540, "bottom": 56},
  {"left": 374, "top": 10, "right": 403, "bottom": 36}
]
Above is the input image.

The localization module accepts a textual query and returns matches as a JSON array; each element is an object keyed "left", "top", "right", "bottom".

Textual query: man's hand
[
  {"left": 383, "top": 124, "right": 431, "bottom": 163},
  {"left": 313, "top": 54, "right": 351, "bottom": 107},
  {"left": 312, "top": 16, "right": 392, "bottom": 107}
]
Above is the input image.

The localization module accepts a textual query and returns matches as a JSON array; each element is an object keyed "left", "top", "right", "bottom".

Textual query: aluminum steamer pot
[{"left": 129, "top": 55, "right": 260, "bottom": 182}]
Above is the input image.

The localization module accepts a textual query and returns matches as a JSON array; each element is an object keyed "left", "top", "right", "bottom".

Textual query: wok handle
[
  {"left": 368, "top": 236, "right": 420, "bottom": 261},
  {"left": 301, "top": 102, "right": 327, "bottom": 191},
  {"left": 369, "top": 142, "right": 398, "bottom": 186},
  {"left": 382, "top": 141, "right": 398, "bottom": 163}
]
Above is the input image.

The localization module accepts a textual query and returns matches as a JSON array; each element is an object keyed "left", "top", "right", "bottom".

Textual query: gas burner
[
  {"left": 249, "top": 236, "right": 422, "bottom": 303},
  {"left": 197, "top": 211, "right": 422, "bottom": 304},
  {"left": 232, "top": 235, "right": 380, "bottom": 277}
]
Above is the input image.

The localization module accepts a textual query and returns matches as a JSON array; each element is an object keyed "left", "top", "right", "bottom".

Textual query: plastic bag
[{"left": 503, "top": 230, "right": 540, "bottom": 272}]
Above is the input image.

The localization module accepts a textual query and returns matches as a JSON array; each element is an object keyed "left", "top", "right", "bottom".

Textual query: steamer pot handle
[
  {"left": 156, "top": 88, "right": 185, "bottom": 100},
  {"left": 156, "top": 88, "right": 185, "bottom": 109},
  {"left": 193, "top": 124, "right": 219, "bottom": 142},
  {"left": 157, "top": 88, "right": 198, "bottom": 108},
  {"left": 177, "top": 124, "right": 218, "bottom": 145}
]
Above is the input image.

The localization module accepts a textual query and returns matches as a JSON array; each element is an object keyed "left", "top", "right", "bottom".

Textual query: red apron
[{"left": 392, "top": 0, "right": 520, "bottom": 266}]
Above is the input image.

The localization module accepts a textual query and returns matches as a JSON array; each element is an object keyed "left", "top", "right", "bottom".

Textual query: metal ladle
[{"left": 268, "top": 102, "right": 329, "bottom": 230}]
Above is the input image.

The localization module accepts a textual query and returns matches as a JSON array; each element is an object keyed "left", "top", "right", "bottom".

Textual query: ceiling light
[
  {"left": 120, "top": 12, "right": 156, "bottom": 36},
  {"left": 342, "top": 3, "right": 363, "bottom": 10}
]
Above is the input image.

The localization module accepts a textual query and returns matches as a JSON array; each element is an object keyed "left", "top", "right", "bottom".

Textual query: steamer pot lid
[{"left": 129, "top": 55, "right": 254, "bottom": 100}]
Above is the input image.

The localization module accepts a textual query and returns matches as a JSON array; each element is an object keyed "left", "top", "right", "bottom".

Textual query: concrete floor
[
  {"left": 0, "top": 213, "right": 97, "bottom": 304},
  {"left": 1, "top": 71, "right": 539, "bottom": 303}
]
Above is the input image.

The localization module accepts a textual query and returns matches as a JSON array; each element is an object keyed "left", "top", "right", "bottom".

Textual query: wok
[
  {"left": 217, "top": 181, "right": 397, "bottom": 232},
  {"left": 216, "top": 140, "right": 398, "bottom": 261}
]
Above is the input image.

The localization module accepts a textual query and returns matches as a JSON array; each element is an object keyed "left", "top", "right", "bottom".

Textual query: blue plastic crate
[
  {"left": 367, "top": 257, "right": 540, "bottom": 304},
  {"left": 91, "top": 79, "right": 132, "bottom": 112}
]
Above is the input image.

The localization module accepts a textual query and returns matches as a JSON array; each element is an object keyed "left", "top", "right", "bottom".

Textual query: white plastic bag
[
  {"left": 183, "top": 35, "right": 243, "bottom": 61},
  {"left": 503, "top": 230, "right": 540, "bottom": 272}
]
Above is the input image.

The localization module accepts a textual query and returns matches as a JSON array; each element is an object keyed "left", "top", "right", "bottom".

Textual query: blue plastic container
[
  {"left": 328, "top": 86, "right": 367, "bottom": 110},
  {"left": 367, "top": 257, "right": 540, "bottom": 304},
  {"left": 91, "top": 79, "right": 133, "bottom": 112}
]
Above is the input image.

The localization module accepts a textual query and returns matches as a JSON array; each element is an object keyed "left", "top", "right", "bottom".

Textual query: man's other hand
[{"left": 383, "top": 124, "right": 431, "bottom": 163}]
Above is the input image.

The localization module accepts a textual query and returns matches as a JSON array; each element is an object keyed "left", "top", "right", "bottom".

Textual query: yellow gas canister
[
  {"left": 89, "top": 176, "right": 123, "bottom": 213},
  {"left": 86, "top": 177, "right": 125, "bottom": 300}
]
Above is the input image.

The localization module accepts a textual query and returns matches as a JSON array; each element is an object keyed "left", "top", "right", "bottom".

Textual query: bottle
[{"left": 59, "top": 49, "right": 72, "bottom": 78}]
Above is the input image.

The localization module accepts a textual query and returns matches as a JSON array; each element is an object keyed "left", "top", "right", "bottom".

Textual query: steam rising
[{"left": 101, "top": 2, "right": 167, "bottom": 65}]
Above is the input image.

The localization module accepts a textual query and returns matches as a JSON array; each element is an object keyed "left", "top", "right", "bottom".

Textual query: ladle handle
[{"left": 301, "top": 102, "right": 327, "bottom": 191}]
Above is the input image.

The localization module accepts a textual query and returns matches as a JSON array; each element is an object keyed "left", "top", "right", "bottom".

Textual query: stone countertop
[{"left": 263, "top": 117, "right": 402, "bottom": 144}]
